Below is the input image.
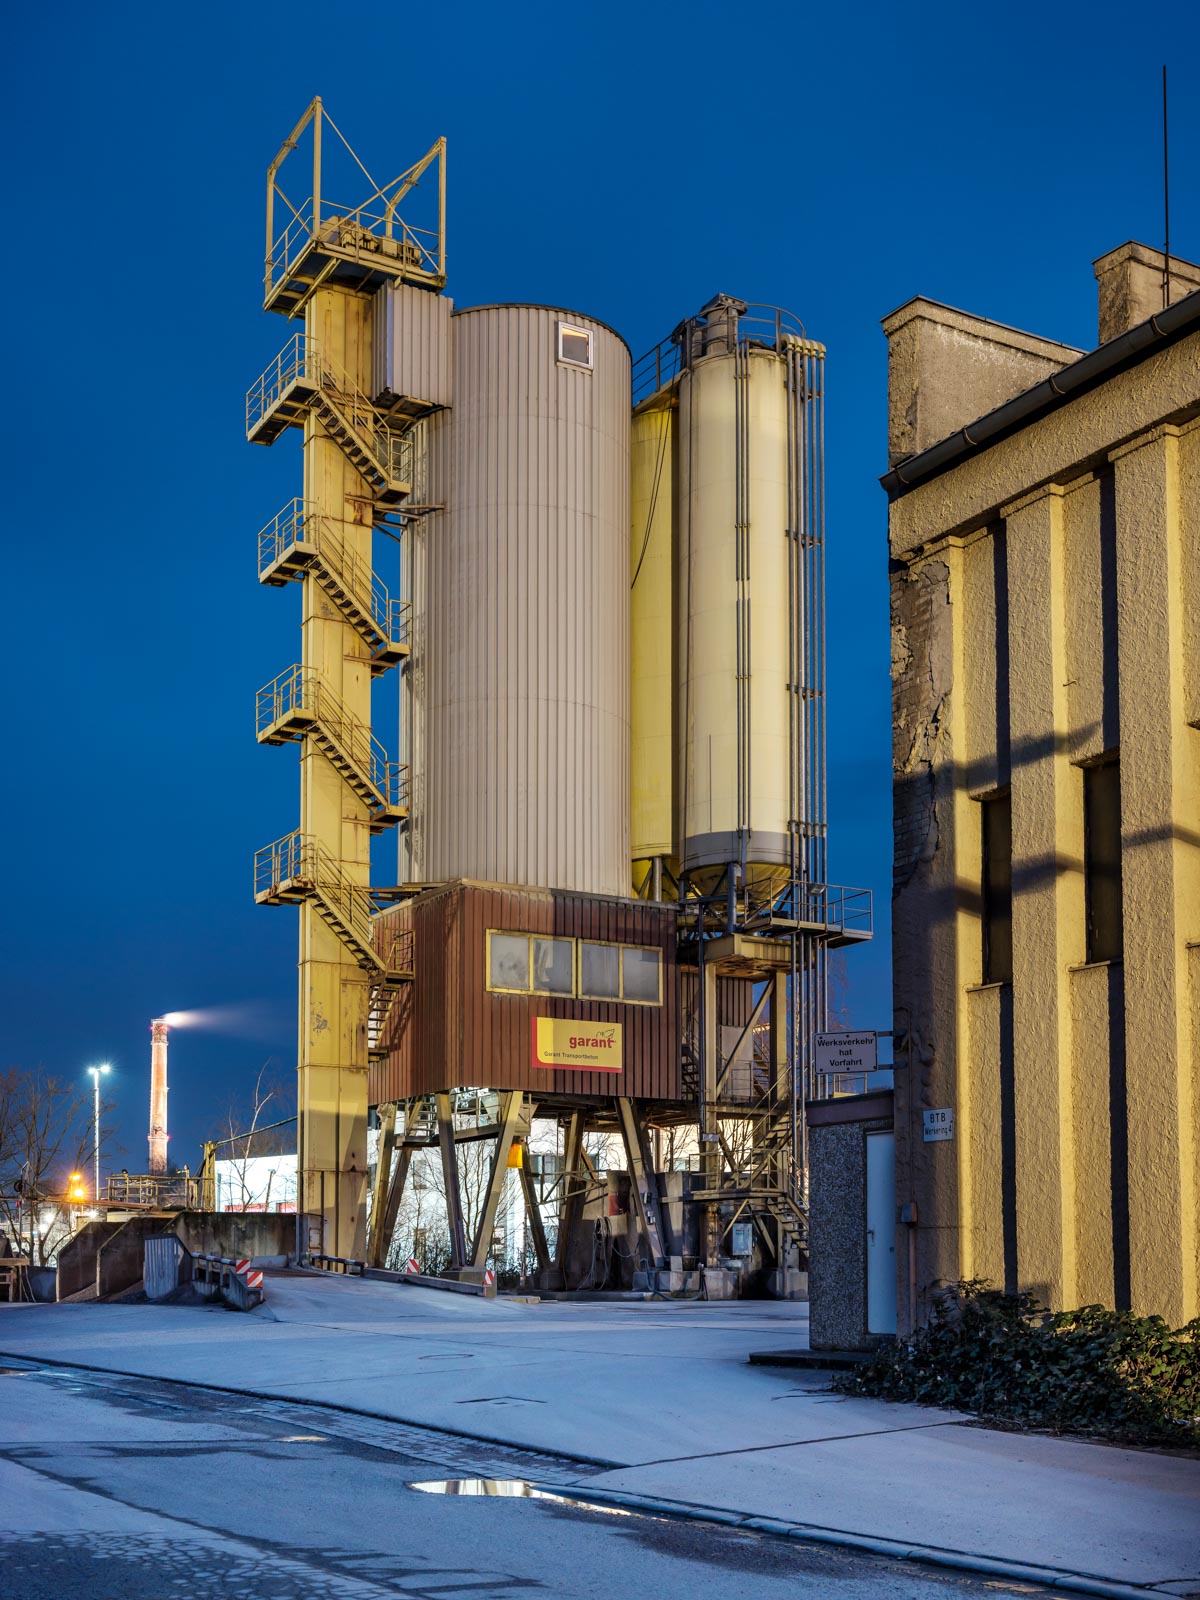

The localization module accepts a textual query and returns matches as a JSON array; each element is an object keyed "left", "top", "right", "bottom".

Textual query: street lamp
[{"left": 86, "top": 1065, "right": 111, "bottom": 1205}]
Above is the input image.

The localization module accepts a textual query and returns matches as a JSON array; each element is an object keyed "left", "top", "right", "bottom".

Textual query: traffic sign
[{"left": 814, "top": 1030, "right": 878, "bottom": 1076}]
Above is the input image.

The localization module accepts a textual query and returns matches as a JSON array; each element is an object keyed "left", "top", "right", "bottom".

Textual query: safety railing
[
  {"left": 105, "top": 1173, "right": 199, "bottom": 1208},
  {"left": 255, "top": 665, "right": 409, "bottom": 811},
  {"left": 632, "top": 300, "right": 819, "bottom": 406},
  {"left": 246, "top": 339, "right": 415, "bottom": 490},
  {"left": 192, "top": 1253, "right": 265, "bottom": 1310},
  {"left": 247, "top": 332, "right": 310, "bottom": 433},
  {"left": 254, "top": 830, "right": 381, "bottom": 963},
  {"left": 266, "top": 196, "right": 441, "bottom": 302},
  {"left": 257, "top": 499, "right": 413, "bottom": 653},
  {"left": 803, "top": 884, "right": 873, "bottom": 940},
  {"left": 303, "top": 1252, "right": 365, "bottom": 1276}
]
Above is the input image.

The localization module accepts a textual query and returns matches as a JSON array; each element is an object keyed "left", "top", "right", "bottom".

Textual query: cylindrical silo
[
  {"left": 676, "top": 341, "right": 793, "bottom": 875},
  {"left": 413, "top": 304, "right": 631, "bottom": 896},
  {"left": 630, "top": 390, "right": 676, "bottom": 881}
]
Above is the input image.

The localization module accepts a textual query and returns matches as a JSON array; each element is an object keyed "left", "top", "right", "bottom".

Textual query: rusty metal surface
[{"left": 370, "top": 882, "right": 679, "bottom": 1103}]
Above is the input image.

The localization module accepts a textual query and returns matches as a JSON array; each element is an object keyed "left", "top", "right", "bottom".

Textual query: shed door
[{"left": 866, "top": 1132, "right": 897, "bottom": 1334}]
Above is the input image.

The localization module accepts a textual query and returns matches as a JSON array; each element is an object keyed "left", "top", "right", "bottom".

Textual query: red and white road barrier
[
  {"left": 235, "top": 1259, "right": 251, "bottom": 1276},
  {"left": 405, "top": 1257, "right": 420, "bottom": 1275},
  {"left": 244, "top": 1269, "right": 264, "bottom": 1290},
  {"left": 483, "top": 1268, "right": 495, "bottom": 1288}
]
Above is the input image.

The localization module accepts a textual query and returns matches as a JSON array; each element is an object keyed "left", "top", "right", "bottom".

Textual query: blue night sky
[{"left": 4, "top": 1, "right": 1197, "bottom": 1173}]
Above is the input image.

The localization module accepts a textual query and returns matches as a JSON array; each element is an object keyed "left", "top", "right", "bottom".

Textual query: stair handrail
[
  {"left": 257, "top": 500, "right": 411, "bottom": 651},
  {"left": 255, "top": 665, "right": 409, "bottom": 812},
  {"left": 254, "top": 830, "right": 380, "bottom": 963},
  {"left": 245, "top": 336, "right": 415, "bottom": 492},
  {"left": 307, "top": 343, "right": 414, "bottom": 489}
]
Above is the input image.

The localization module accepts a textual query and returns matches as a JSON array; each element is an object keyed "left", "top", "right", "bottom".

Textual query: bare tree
[
  {"left": 212, "top": 1063, "right": 296, "bottom": 1212},
  {"left": 0, "top": 1068, "right": 113, "bottom": 1265},
  {"left": 383, "top": 1148, "right": 447, "bottom": 1271}
]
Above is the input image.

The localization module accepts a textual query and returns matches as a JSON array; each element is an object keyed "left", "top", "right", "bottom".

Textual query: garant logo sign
[{"left": 532, "top": 1018, "right": 623, "bottom": 1072}]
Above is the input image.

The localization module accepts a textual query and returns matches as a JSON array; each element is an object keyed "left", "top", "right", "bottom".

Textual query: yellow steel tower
[{"left": 247, "top": 102, "right": 445, "bottom": 1257}]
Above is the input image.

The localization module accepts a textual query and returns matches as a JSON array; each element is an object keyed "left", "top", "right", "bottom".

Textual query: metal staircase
[
  {"left": 255, "top": 831, "right": 388, "bottom": 970},
  {"left": 246, "top": 335, "right": 414, "bottom": 507},
  {"left": 256, "top": 665, "right": 408, "bottom": 832},
  {"left": 368, "top": 930, "right": 415, "bottom": 1060},
  {"left": 682, "top": 989, "right": 809, "bottom": 1262},
  {"left": 259, "top": 500, "right": 410, "bottom": 674}
]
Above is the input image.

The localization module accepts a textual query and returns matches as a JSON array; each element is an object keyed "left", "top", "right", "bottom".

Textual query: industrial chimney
[{"left": 148, "top": 1018, "right": 169, "bottom": 1174}]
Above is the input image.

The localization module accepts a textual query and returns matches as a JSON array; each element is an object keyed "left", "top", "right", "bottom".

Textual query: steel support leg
[
  {"left": 469, "top": 1092, "right": 528, "bottom": 1269},
  {"left": 380, "top": 1144, "right": 413, "bottom": 1268},
  {"left": 552, "top": 1112, "right": 585, "bottom": 1285},
  {"left": 366, "top": 1104, "right": 397, "bottom": 1268},
  {"left": 518, "top": 1163, "right": 551, "bottom": 1274},
  {"left": 616, "top": 1097, "right": 667, "bottom": 1268},
  {"left": 436, "top": 1092, "right": 468, "bottom": 1268}
]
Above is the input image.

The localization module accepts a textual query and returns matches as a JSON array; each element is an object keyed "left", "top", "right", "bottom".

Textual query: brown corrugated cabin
[{"left": 371, "top": 880, "right": 681, "bottom": 1105}]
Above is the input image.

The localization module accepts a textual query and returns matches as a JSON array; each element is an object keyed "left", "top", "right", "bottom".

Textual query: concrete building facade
[{"left": 884, "top": 243, "right": 1200, "bottom": 1330}]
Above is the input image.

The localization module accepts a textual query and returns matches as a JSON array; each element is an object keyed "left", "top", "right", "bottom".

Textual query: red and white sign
[
  {"left": 483, "top": 1268, "right": 495, "bottom": 1288},
  {"left": 405, "top": 1257, "right": 420, "bottom": 1275}
]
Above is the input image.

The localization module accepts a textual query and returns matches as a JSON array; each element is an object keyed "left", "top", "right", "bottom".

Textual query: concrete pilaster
[
  {"left": 299, "top": 285, "right": 374, "bottom": 1259},
  {"left": 1111, "top": 426, "right": 1200, "bottom": 1323},
  {"left": 1004, "top": 485, "right": 1082, "bottom": 1310}
]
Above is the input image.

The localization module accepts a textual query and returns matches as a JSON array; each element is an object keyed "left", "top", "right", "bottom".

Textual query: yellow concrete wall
[{"left": 889, "top": 329, "right": 1200, "bottom": 1327}]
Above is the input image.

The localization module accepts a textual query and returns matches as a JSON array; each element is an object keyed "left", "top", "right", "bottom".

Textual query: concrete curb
[
  {"left": 530, "top": 1483, "right": 1181, "bottom": 1599},
  {"left": 0, "top": 1345, "right": 1179, "bottom": 1598}
]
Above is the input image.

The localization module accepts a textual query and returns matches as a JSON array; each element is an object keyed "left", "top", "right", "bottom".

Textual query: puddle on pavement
[{"left": 409, "top": 1479, "right": 633, "bottom": 1516}]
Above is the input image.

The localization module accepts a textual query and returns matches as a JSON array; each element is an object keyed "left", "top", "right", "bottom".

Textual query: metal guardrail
[
  {"left": 254, "top": 830, "right": 382, "bottom": 964},
  {"left": 255, "top": 664, "right": 409, "bottom": 810},
  {"left": 266, "top": 197, "right": 441, "bottom": 302},
  {"left": 257, "top": 499, "right": 412, "bottom": 652},
  {"left": 303, "top": 1253, "right": 365, "bottom": 1276},
  {"left": 191, "top": 1253, "right": 265, "bottom": 1310},
  {"left": 246, "top": 332, "right": 309, "bottom": 433},
  {"left": 106, "top": 1174, "right": 199, "bottom": 1208},
  {"left": 631, "top": 301, "right": 820, "bottom": 406},
  {"left": 245, "top": 338, "right": 415, "bottom": 490}
]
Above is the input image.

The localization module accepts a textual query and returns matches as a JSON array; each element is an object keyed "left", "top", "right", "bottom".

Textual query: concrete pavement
[
  {"left": 1, "top": 1273, "right": 1196, "bottom": 1596},
  {"left": 0, "top": 1358, "right": 1064, "bottom": 1599}
]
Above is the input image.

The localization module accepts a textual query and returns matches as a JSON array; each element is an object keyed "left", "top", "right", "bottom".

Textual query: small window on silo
[
  {"left": 580, "top": 941, "right": 620, "bottom": 999},
  {"left": 489, "top": 932, "right": 531, "bottom": 992},
  {"left": 558, "top": 323, "right": 593, "bottom": 369},
  {"left": 533, "top": 937, "right": 574, "bottom": 995}
]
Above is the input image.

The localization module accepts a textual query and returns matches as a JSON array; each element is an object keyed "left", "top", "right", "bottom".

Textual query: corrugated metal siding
[
  {"left": 414, "top": 306, "right": 631, "bottom": 895},
  {"left": 143, "top": 1234, "right": 184, "bottom": 1301},
  {"left": 373, "top": 283, "right": 453, "bottom": 408},
  {"left": 371, "top": 882, "right": 679, "bottom": 1104}
]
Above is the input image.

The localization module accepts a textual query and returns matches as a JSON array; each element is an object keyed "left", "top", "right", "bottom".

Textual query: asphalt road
[{"left": 0, "top": 1359, "right": 1063, "bottom": 1600}]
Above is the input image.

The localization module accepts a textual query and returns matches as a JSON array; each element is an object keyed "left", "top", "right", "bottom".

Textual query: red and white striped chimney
[{"left": 149, "top": 1018, "right": 169, "bottom": 1174}]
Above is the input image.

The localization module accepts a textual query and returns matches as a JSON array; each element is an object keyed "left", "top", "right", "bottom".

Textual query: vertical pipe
[
  {"left": 438, "top": 137, "right": 447, "bottom": 280},
  {"left": 312, "top": 99, "right": 322, "bottom": 237}
]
